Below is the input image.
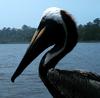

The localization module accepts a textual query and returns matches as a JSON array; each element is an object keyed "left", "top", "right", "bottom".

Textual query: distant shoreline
[
  {"left": 79, "top": 41, "right": 100, "bottom": 43},
  {"left": 0, "top": 41, "right": 100, "bottom": 44}
]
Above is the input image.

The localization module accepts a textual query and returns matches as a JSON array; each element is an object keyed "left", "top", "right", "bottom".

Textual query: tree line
[
  {"left": 78, "top": 18, "right": 100, "bottom": 42},
  {"left": 0, "top": 25, "right": 36, "bottom": 43},
  {"left": 0, "top": 18, "right": 100, "bottom": 43}
]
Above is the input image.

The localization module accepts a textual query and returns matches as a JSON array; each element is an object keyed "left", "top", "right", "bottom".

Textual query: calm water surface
[{"left": 0, "top": 43, "right": 100, "bottom": 98}]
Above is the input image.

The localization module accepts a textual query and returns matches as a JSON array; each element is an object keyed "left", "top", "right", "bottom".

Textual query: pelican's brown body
[{"left": 48, "top": 69, "right": 100, "bottom": 98}]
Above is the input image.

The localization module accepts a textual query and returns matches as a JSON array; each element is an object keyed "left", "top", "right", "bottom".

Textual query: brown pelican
[{"left": 11, "top": 7, "right": 100, "bottom": 98}]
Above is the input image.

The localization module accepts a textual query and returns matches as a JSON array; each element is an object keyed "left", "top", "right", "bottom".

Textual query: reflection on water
[{"left": 0, "top": 43, "right": 100, "bottom": 98}]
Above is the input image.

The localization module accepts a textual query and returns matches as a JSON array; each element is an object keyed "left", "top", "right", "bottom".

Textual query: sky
[{"left": 0, "top": 0, "right": 100, "bottom": 28}]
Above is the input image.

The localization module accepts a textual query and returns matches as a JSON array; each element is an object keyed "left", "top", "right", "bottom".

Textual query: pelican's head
[{"left": 11, "top": 7, "right": 78, "bottom": 82}]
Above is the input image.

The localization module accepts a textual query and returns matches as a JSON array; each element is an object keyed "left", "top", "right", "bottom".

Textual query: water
[{"left": 0, "top": 43, "right": 100, "bottom": 98}]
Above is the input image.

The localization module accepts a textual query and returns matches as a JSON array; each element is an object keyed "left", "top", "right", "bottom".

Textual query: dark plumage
[
  {"left": 48, "top": 69, "right": 100, "bottom": 98},
  {"left": 11, "top": 7, "right": 100, "bottom": 98}
]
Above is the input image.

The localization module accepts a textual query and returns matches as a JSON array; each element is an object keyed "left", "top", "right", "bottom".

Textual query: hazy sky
[{"left": 0, "top": 0, "right": 100, "bottom": 28}]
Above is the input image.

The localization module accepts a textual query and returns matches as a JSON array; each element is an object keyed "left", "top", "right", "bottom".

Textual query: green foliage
[
  {"left": 78, "top": 18, "right": 100, "bottom": 42},
  {"left": 0, "top": 25, "right": 36, "bottom": 43}
]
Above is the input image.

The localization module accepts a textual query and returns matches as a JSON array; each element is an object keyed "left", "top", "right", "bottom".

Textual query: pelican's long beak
[{"left": 11, "top": 26, "right": 52, "bottom": 82}]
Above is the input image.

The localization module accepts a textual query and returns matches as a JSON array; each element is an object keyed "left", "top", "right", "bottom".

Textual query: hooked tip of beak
[{"left": 11, "top": 77, "right": 15, "bottom": 83}]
